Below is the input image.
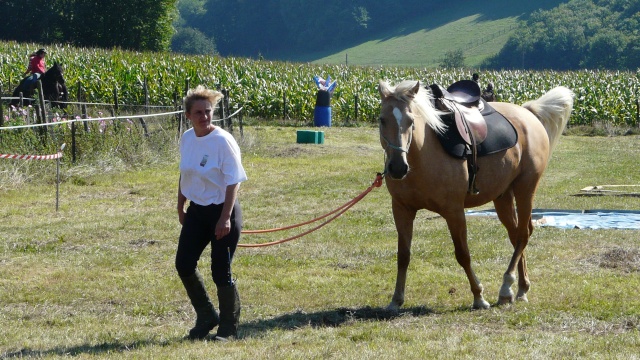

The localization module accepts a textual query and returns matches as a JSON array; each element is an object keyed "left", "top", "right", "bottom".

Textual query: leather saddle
[
  {"left": 430, "top": 80, "right": 487, "bottom": 146},
  {"left": 429, "top": 80, "right": 516, "bottom": 195}
]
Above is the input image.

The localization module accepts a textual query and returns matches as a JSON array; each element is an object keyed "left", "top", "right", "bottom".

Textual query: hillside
[{"left": 292, "top": 0, "right": 569, "bottom": 68}]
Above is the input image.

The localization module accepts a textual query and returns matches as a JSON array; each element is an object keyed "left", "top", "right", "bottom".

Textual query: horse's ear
[
  {"left": 408, "top": 81, "right": 421, "bottom": 98},
  {"left": 379, "top": 80, "right": 392, "bottom": 99}
]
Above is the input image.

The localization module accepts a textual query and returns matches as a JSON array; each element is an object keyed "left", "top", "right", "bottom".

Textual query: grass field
[
  {"left": 1, "top": 126, "right": 639, "bottom": 359},
  {"left": 303, "top": 0, "right": 568, "bottom": 68}
]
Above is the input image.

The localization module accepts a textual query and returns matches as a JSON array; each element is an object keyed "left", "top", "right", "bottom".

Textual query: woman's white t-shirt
[{"left": 179, "top": 127, "right": 247, "bottom": 206}]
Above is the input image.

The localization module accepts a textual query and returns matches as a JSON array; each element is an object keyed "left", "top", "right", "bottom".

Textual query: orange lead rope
[{"left": 237, "top": 173, "right": 384, "bottom": 248}]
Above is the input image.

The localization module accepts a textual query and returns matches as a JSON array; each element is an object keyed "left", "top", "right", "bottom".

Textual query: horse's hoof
[
  {"left": 497, "top": 295, "right": 514, "bottom": 305},
  {"left": 472, "top": 299, "right": 491, "bottom": 310},
  {"left": 516, "top": 294, "right": 529, "bottom": 303},
  {"left": 386, "top": 302, "right": 401, "bottom": 313}
]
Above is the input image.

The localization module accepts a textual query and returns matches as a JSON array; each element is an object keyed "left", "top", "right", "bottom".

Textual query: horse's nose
[{"left": 386, "top": 160, "right": 408, "bottom": 180}]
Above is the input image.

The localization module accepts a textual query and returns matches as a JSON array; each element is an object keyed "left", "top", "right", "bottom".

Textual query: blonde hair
[{"left": 183, "top": 85, "right": 224, "bottom": 113}]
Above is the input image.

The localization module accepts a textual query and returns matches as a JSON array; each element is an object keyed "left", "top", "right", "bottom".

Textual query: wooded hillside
[
  {"left": 484, "top": 0, "right": 640, "bottom": 70},
  {"left": 2, "top": 0, "right": 640, "bottom": 70}
]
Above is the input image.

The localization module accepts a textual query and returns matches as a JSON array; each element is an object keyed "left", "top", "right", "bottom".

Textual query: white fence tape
[
  {"left": 0, "top": 110, "right": 182, "bottom": 130},
  {"left": 0, "top": 107, "right": 243, "bottom": 131}
]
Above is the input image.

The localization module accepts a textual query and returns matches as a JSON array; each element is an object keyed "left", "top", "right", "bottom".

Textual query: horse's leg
[
  {"left": 11, "top": 79, "right": 28, "bottom": 107},
  {"left": 494, "top": 190, "right": 530, "bottom": 304},
  {"left": 496, "top": 185, "right": 535, "bottom": 305},
  {"left": 60, "top": 83, "right": 69, "bottom": 110},
  {"left": 388, "top": 202, "right": 416, "bottom": 311},
  {"left": 445, "top": 211, "right": 490, "bottom": 309}
]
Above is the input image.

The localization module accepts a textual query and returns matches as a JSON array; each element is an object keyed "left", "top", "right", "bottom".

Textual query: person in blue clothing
[{"left": 175, "top": 85, "right": 247, "bottom": 341}]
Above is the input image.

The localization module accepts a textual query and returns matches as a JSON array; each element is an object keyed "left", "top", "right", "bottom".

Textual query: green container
[{"left": 296, "top": 130, "right": 324, "bottom": 144}]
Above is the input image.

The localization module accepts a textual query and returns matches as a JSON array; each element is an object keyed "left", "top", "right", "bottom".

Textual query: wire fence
[{"left": 1, "top": 79, "right": 244, "bottom": 166}]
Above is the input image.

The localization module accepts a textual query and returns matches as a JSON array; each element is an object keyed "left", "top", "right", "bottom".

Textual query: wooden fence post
[
  {"left": 283, "top": 91, "right": 287, "bottom": 121},
  {"left": 35, "top": 80, "right": 47, "bottom": 142},
  {"left": 112, "top": 88, "right": 118, "bottom": 116},
  {"left": 218, "top": 87, "right": 227, "bottom": 130},
  {"left": 111, "top": 88, "right": 119, "bottom": 131},
  {"left": 354, "top": 94, "right": 359, "bottom": 124},
  {"left": 636, "top": 97, "right": 640, "bottom": 128},
  {"left": 37, "top": 80, "right": 47, "bottom": 123},
  {"left": 173, "top": 89, "right": 181, "bottom": 138},
  {"left": 77, "top": 83, "right": 89, "bottom": 132},
  {"left": 0, "top": 84, "right": 4, "bottom": 127},
  {"left": 140, "top": 77, "right": 149, "bottom": 137},
  {"left": 71, "top": 121, "right": 76, "bottom": 163},
  {"left": 222, "top": 88, "right": 231, "bottom": 131},
  {"left": 81, "top": 102, "right": 88, "bottom": 131},
  {"left": 181, "top": 79, "right": 190, "bottom": 136},
  {"left": 239, "top": 107, "right": 244, "bottom": 140}
]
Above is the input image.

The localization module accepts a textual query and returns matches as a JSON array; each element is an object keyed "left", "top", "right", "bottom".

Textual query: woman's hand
[{"left": 215, "top": 216, "right": 231, "bottom": 240}]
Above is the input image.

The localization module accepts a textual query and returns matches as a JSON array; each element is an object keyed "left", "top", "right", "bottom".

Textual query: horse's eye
[{"left": 379, "top": 117, "right": 386, "bottom": 126}]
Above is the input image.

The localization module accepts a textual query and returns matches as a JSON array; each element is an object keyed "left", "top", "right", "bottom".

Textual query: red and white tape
[{"left": 1, "top": 152, "right": 63, "bottom": 160}]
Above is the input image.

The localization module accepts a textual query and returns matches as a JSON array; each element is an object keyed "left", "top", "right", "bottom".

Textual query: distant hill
[{"left": 287, "top": 0, "right": 569, "bottom": 68}]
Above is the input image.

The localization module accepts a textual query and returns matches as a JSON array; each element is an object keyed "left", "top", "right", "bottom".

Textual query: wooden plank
[{"left": 576, "top": 185, "right": 640, "bottom": 197}]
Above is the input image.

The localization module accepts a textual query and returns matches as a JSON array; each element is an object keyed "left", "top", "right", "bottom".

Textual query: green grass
[
  {"left": 1, "top": 127, "right": 639, "bottom": 359},
  {"left": 304, "top": 0, "right": 568, "bottom": 68},
  {"left": 312, "top": 14, "right": 517, "bottom": 68}
]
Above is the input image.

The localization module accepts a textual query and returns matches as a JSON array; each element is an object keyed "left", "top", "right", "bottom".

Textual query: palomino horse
[{"left": 378, "top": 80, "right": 573, "bottom": 310}]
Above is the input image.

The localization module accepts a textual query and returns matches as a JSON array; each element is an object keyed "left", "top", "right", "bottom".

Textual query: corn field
[{"left": 1, "top": 41, "right": 640, "bottom": 127}]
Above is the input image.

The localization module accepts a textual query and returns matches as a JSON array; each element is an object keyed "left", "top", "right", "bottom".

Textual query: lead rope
[{"left": 238, "top": 173, "right": 385, "bottom": 248}]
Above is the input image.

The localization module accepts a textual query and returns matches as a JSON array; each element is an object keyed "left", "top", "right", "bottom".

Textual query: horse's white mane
[{"left": 388, "top": 80, "right": 447, "bottom": 134}]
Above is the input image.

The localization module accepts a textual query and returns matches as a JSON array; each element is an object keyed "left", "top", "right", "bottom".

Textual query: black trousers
[{"left": 175, "top": 200, "right": 242, "bottom": 287}]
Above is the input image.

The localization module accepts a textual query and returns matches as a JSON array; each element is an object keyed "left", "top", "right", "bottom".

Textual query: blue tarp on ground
[{"left": 465, "top": 209, "right": 640, "bottom": 230}]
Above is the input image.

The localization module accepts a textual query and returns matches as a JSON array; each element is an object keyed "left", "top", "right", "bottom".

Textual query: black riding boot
[
  {"left": 180, "top": 270, "right": 219, "bottom": 340},
  {"left": 214, "top": 283, "right": 241, "bottom": 341}
]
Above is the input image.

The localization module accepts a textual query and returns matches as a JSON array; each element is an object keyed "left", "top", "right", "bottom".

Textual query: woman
[
  {"left": 22, "top": 48, "right": 47, "bottom": 87},
  {"left": 175, "top": 85, "right": 247, "bottom": 341}
]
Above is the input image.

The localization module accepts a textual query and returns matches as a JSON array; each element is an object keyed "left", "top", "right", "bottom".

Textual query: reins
[{"left": 237, "top": 173, "right": 384, "bottom": 248}]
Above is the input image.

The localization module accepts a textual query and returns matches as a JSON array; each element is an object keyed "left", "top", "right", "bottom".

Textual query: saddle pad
[{"left": 436, "top": 99, "right": 518, "bottom": 159}]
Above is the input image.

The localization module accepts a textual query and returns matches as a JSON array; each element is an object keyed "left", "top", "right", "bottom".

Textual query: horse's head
[
  {"left": 378, "top": 80, "right": 420, "bottom": 179},
  {"left": 42, "top": 62, "right": 68, "bottom": 108},
  {"left": 46, "top": 62, "right": 65, "bottom": 85},
  {"left": 378, "top": 80, "right": 447, "bottom": 180}
]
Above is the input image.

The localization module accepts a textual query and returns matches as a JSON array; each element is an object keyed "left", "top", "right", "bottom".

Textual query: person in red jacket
[{"left": 22, "top": 48, "right": 47, "bottom": 88}]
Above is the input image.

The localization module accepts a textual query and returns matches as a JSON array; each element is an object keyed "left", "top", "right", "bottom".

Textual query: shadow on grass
[
  {"left": 240, "top": 305, "right": 434, "bottom": 338},
  {"left": 1, "top": 338, "right": 183, "bottom": 359},
  {"left": 2, "top": 306, "right": 437, "bottom": 356}
]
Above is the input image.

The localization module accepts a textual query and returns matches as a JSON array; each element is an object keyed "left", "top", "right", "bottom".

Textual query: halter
[{"left": 380, "top": 123, "right": 414, "bottom": 153}]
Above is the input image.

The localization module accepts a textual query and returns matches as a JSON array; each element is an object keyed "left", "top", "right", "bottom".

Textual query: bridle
[{"left": 380, "top": 121, "right": 414, "bottom": 154}]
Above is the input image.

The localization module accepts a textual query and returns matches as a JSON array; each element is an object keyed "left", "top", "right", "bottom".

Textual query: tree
[
  {"left": 484, "top": 0, "right": 640, "bottom": 70},
  {"left": 0, "top": 0, "right": 177, "bottom": 52},
  {"left": 68, "top": 0, "right": 177, "bottom": 51},
  {"left": 172, "top": 27, "right": 217, "bottom": 55},
  {"left": 440, "top": 49, "right": 465, "bottom": 69},
  {"left": 0, "top": 0, "right": 52, "bottom": 42},
  {"left": 581, "top": 29, "right": 628, "bottom": 69}
]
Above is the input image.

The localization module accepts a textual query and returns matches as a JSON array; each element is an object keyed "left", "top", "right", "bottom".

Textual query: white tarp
[{"left": 466, "top": 209, "right": 640, "bottom": 230}]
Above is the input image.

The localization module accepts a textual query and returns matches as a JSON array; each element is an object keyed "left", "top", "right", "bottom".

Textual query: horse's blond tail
[{"left": 522, "top": 86, "right": 574, "bottom": 158}]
